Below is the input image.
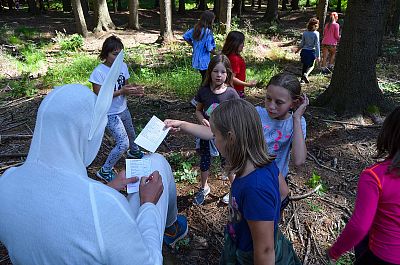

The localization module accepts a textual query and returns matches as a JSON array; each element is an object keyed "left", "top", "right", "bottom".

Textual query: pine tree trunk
[
  {"left": 62, "top": 0, "right": 72, "bottom": 11},
  {"left": 94, "top": 0, "right": 115, "bottom": 32},
  {"left": 71, "top": 0, "right": 88, "bottom": 37},
  {"left": 305, "top": 0, "right": 310, "bottom": 7},
  {"left": 214, "top": 0, "right": 220, "bottom": 20},
  {"left": 81, "top": 0, "right": 89, "bottom": 17},
  {"left": 316, "top": 0, "right": 389, "bottom": 114},
  {"left": 219, "top": 0, "right": 232, "bottom": 33},
  {"left": 282, "top": 0, "right": 288, "bottom": 10},
  {"left": 291, "top": 0, "right": 299, "bottom": 10},
  {"left": 263, "top": 0, "right": 278, "bottom": 23},
  {"left": 159, "top": 0, "right": 174, "bottom": 43},
  {"left": 336, "top": 0, "right": 342, "bottom": 12},
  {"left": 178, "top": 0, "right": 185, "bottom": 14},
  {"left": 128, "top": 0, "right": 140, "bottom": 29},
  {"left": 198, "top": 0, "right": 208, "bottom": 10},
  {"left": 316, "top": 0, "right": 328, "bottom": 35}
]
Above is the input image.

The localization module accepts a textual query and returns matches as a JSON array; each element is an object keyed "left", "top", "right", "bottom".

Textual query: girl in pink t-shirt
[
  {"left": 328, "top": 106, "right": 400, "bottom": 265},
  {"left": 321, "top": 12, "right": 340, "bottom": 74},
  {"left": 222, "top": 31, "right": 257, "bottom": 98}
]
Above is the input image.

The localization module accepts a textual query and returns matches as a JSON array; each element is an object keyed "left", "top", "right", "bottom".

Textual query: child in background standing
[
  {"left": 221, "top": 31, "right": 257, "bottom": 98},
  {"left": 328, "top": 106, "right": 400, "bottom": 265},
  {"left": 165, "top": 99, "right": 300, "bottom": 264},
  {"left": 193, "top": 54, "right": 240, "bottom": 205},
  {"left": 183, "top": 11, "right": 217, "bottom": 107},
  {"left": 321, "top": 12, "right": 340, "bottom": 74},
  {"left": 256, "top": 73, "right": 308, "bottom": 209},
  {"left": 295, "top": 18, "right": 320, "bottom": 84},
  {"left": 89, "top": 36, "right": 144, "bottom": 182}
]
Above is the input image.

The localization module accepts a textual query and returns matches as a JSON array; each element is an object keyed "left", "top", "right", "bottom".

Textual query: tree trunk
[
  {"left": 336, "top": 0, "right": 342, "bottom": 12},
  {"left": 158, "top": 0, "right": 174, "bottom": 43},
  {"left": 219, "top": 0, "right": 232, "bottom": 33},
  {"left": 62, "top": 0, "right": 72, "bottom": 11},
  {"left": 178, "top": 0, "right": 185, "bottom": 14},
  {"left": 386, "top": 0, "right": 400, "bottom": 36},
  {"left": 316, "top": 0, "right": 328, "bottom": 35},
  {"left": 393, "top": 0, "right": 400, "bottom": 36},
  {"left": 305, "top": 0, "right": 310, "bottom": 7},
  {"left": 214, "top": 0, "right": 220, "bottom": 20},
  {"left": 263, "top": 0, "right": 278, "bottom": 23},
  {"left": 7, "top": 0, "right": 13, "bottom": 9},
  {"left": 154, "top": 0, "right": 159, "bottom": 8},
  {"left": 128, "top": 0, "right": 140, "bottom": 29},
  {"left": 316, "top": 0, "right": 389, "bottom": 115},
  {"left": 232, "top": 0, "right": 242, "bottom": 16},
  {"left": 28, "top": 0, "right": 39, "bottom": 14},
  {"left": 292, "top": 0, "right": 299, "bottom": 10},
  {"left": 198, "top": 0, "right": 208, "bottom": 10},
  {"left": 94, "top": 0, "right": 115, "bottom": 32},
  {"left": 71, "top": 0, "right": 88, "bottom": 37},
  {"left": 81, "top": 0, "right": 89, "bottom": 17},
  {"left": 282, "top": 0, "right": 288, "bottom": 10}
]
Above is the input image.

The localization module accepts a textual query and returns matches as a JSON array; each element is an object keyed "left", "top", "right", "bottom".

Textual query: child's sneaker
[
  {"left": 163, "top": 215, "right": 189, "bottom": 248},
  {"left": 193, "top": 186, "right": 210, "bottom": 205},
  {"left": 96, "top": 168, "right": 116, "bottom": 182},
  {"left": 221, "top": 192, "right": 229, "bottom": 205},
  {"left": 127, "top": 149, "right": 143, "bottom": 159}
]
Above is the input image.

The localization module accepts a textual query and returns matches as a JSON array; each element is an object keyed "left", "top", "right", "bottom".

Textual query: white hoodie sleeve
[{"left": 90, "top": 185, "right": 163, "bottom": 265}]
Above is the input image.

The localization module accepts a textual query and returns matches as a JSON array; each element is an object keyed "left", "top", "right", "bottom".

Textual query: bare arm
[
  {"left": 232, "top": 76, "right": 257, "bottom": 88},
  {"left": 164, "top": 119, "right": 213, "bottom": 140},
  {"left": 248, "top": 220, "right": 275, "bottom": 265},
  {"left": 91, "top": 83, "right": 144, "bottom": 98},
  {"left": 195, "top": 103, "right": 210, "bottom": 127},
  {"left": 291, "top": 94, "right": 308, "bottom": 166}
]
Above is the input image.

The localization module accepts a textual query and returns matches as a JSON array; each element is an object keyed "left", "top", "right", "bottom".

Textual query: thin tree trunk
[
  {"left": 62, "top": 0, "right": 72, "bottom": 11},
  {"left": 178, "top": 0, "right": 185, "bottom": 14},
  {"left": 263, "top": 0, "right": 278, "bottom": 23},
  {"left": 316, "top": 0, "right": 389, "bottom": 114},
  {"left": 219, "top": 0, "right": 232, "bottom": 33},
  {"left": 257, "top": 0, "right": 261, "bottom": 9},
  {"left": 94, "top": 0, "right": 115, "bottom": 32},
  {"left": 305, "top": 0, "right": 310, "bottom": 7},
  {"left": 71, "top": 0, "right": 88, "bottom": 37},
  {"left": 282, "top": 0, "right": 288, "bottom": 10},
  {"left": 336, "top": 0, "right": 342, "bottom": 12},
  {"left": 214, "top": 0, "right": 220, "bottom": 20},
  {"left": 159, "top": 0, "right": 174, "bottom": 43},
  {"left": 291, "top": 0, "right": 299, "bottom": 10},
  {"left": 316, "top": 0, "right": 328, "bottom": 35},
  {"left": 128, "top": 0, "right": 140, "bottom": 29},
  {"left": 198, "top": 0, "right": 208, "bottom": 10},
  {"left": 81, "top": 0, "right": 89, "bottom": 16}
]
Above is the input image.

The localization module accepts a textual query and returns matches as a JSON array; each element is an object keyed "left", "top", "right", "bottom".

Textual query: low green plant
[
  {"left": 306, "top": 200, "right": 322, "bottom": 212},
  {"left": 175, "top": 237, "right": 190, "bottom": 250},
  {"left": 9, "top": 72, "right": 38, "bottom": 98},
  {"left": 174, "top": 161, "right": 198, "bottom": 184},
  {"left": 53, "top": 31, "right": 84, "bottom": 52},
  {"left": 307, "top": 171, "right": 327, "bottom": 195},
  {"left": 336, "top": 254, "right": 354, "bottom": 265}
]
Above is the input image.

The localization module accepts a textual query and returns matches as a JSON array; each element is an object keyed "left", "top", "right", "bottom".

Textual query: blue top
[
  {"left": 256, "top": 106, "right": 307, "bottom": 178},
  {"left": 183, "top": 28, "right": 216, "bottom": 70},
  {"left": 299, "top": 30, "right": 320, "bottom": 58},
  {"left": 228, "top": 162, "right": 281, "bottom": 252}
]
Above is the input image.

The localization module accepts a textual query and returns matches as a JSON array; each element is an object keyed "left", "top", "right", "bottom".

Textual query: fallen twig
[
  {"left": 303, "top": 233, "right": 311, "bottom": 265},
  {"left": 290, "top": 184, "right": 322, "bottom": 201},
  {"left": 321, "top": 119, "right": 381, "bottom": 128},
  {"left": 307, "top": 151, "right": 338, "bottom": 173},
  {"left": 318, "top": 197, "right": 352, "bottom": 218}
]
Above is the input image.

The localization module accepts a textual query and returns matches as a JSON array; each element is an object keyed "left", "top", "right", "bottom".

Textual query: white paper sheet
[
  {"left": 125, "top": 157, "right": 151, "bottom": 193},
  {"left": 134, "top": 115, "right": 170, "bottom": 153}
]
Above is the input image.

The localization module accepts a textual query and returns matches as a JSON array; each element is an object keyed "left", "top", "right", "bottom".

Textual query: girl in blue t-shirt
[
  {"left": 183, "top": 10, "right": 217, "bottom": 83},
  {"left": 164, "top": 99, "right": 300, "bottom": 263},
  {"left": 256, "top": 73, "right": 308, "bottom": 209}
]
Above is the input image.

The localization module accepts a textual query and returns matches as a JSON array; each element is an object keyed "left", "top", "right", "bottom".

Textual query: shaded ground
[{"left": 1, "top": 5, "right": 399, "bottom": 265}]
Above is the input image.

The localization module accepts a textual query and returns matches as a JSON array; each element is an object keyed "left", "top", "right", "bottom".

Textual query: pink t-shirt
[
  {"left": 322, "top": 22, "right": 340, "bottom": 46},
  {"left": 329, "top": 160, "right": 400, "bottom": 264}
]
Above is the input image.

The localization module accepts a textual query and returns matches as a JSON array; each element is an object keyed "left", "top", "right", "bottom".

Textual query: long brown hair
[
  {"left": 210, "top": 99, "right": 275, "bottom": 177},
  {"left": 376, "top": 106, "right": 400, "bottom": 173},
  {"left": 222, "top": 31, "right": 245, "bottom": 55},
  {"left": 202, "top": 54, "right": 233, "bottom": 88},
  {"left": 193, "top": 11, "right": 215, "bottom": 41},
  {"left": 307, "top": 17, "right": 319, "bottom": 31}
]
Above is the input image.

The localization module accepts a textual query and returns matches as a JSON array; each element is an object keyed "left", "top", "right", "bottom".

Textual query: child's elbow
[{"left": 294, "top": 158, "right": 306, "bottom": 167}]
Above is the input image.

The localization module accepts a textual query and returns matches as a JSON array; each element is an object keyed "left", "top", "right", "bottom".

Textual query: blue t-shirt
[
  {"left": 183, "top": 28, "right": 216, "bottom": 70},
  {"left": 256, "top": 106, "right": 306, "bottom": 178},
  {"left": 228, "top": 162, "right": 281, "bottom": 252}
]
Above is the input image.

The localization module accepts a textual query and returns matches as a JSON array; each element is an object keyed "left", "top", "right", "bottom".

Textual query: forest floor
[{"left": 1, "top": 6, "right": 399, "bottom": 265}]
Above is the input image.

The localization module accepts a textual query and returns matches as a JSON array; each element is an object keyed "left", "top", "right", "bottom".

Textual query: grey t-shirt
[
  {"left": 256, "top": 106, "right": 307, "bottom": 178},
  {"left": 195, "top": 85, "right": 240, "bottom": 119}
]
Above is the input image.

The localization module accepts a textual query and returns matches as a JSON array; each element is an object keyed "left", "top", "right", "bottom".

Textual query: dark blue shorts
[{"left": 300, "top": 49, "right": 316, "bottom": 66}]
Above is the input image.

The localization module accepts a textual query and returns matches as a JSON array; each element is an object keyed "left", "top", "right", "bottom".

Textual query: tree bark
[
  {"left": 386, "top": 0, "right": 400, "bottom": 36},
  {"left": 198, "top": 0, "right": 208, "bottom": 10},
  {"left": 263, "top": 0, "right": 278, "bottom": 23},
  {"left": 305, "top": 0, "right": 310, "bottom": 7},
  {"left": 62, "top": 0, "right": 72, "bottom": 11},
  {"left": 71, "top": 0, "right": 88, "bottom": 37},
  {"left": 336, "top": 0, "right": 342, "bottom": 12},
  {"left": 316, "top": 0, "right": 328, "bottom": 35},
  {"left": 93, "top": 0, "right": 115, "bottom": 32},
  {"left": 282, "top": 0, "right": 288, "bottom": 10},
  {"left": 81, "top": 0, "right": 89, "bottom": 16},
  {"left": 291, "top": 0, "right": 299, "bottom": 10},
  {"left": 219, "top": 0, "right": 232, "bottom": 33},
  {"left": 316, "top": 0, "right": 389, "bottom": 115},
  {"left": 128, "top": 0, "right": 140, "bottom": 29},
  {"left": 158, "top": 0, "right": 174, "bottom": 43},
  {"left": 178, "top": 0, "right": 185, "bottom": 14},
  {"left": 214, "top": 0, "right": 220, "bottom": 20}
]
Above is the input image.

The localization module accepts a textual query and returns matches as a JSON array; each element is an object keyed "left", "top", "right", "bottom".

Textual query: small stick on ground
[
  {"left": 290, "top": 184, "right": 322, "bottom": 201},
  {"left": 321, "top": 119, "right": 381, "bottom": 128},
  {"left": 307, "top": 151, "right": 338, "bottom": 173},
  {"left": 303, "top": 233, "right": 311, "bottom": 265}
]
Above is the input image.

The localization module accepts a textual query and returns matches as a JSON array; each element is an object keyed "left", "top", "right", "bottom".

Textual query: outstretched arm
[{"left": 164, "top": 119, "right": 213, "bottom": 140}]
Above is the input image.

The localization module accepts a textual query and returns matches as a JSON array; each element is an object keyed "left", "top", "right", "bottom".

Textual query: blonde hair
[{"left": 210, "top": 99, "right": 274, "bottom": 176}]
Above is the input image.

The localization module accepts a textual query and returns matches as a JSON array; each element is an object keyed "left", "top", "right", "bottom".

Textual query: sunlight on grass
[{"left": 44, "top": 54, "right": 99, "bottom": 87}]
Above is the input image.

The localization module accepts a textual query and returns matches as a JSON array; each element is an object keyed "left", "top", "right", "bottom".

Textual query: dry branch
[
  {"left": 307, "top": 152, "right": 338, "bottom": 173},
  {"left": 289, "top": 184, "right": 322, "bottom": 201},
  {"left": 321, "top": 119, "right": 381, "bottom": 128}
]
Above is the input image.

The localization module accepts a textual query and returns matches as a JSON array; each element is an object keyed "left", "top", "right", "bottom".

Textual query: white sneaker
[{"left": 221, "top": 192, "right": 229, "bottom": 204}]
